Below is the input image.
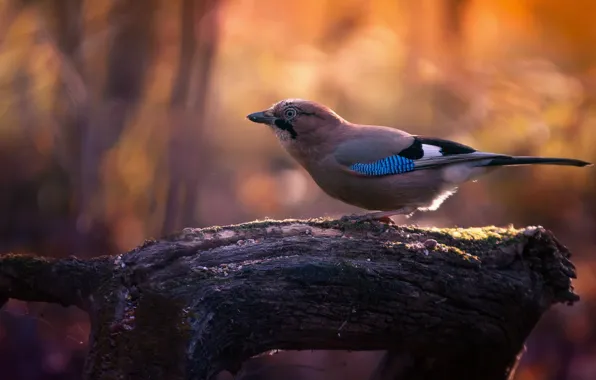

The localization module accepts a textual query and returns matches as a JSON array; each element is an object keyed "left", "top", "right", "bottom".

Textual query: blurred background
[{"left": 0, "top": 0, "right": 595, "bottom": 379}]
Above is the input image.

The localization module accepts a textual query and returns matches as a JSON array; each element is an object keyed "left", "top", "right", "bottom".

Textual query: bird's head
[{"left": 246, "top": 99, "right": 343, "bottom": 142}]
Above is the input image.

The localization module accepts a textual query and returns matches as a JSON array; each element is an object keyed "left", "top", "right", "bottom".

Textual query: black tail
[{"left": 485, "top": 156, "right": 592, "bottom": 167}]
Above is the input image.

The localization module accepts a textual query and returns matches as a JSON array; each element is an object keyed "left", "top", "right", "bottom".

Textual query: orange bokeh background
[{"left": 1, "top": 1, "right": 595, "bottom": 379}]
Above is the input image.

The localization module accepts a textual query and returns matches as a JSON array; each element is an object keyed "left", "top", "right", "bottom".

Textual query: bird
[{"left": 246, "top": 99, "right": 592, "bottom": 223}]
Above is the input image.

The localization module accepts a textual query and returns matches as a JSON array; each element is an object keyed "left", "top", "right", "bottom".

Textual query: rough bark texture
[{"left": 0, "top": 218, "right": 579, "bottom": 380}]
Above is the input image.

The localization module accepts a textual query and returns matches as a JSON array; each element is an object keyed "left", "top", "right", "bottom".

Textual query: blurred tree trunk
[
  {"left": 439, "top": 0, "right": 467, "bottom": 83},
  {"left": 46, "top": 0, "right": 86, "bottom": 174},
  {"left": 396, "top": 0, "right": 474, "bottom": 129},
  {"left": 442, "top": 0, "right": 466, "bottom": 51},
  {"left": 0, "top": 0, "right": 21, "bottom": 51},
  {"left": 13, "top": 69, "right": 37, "bottom": 138},
  {"left": 401, "top": 0, "right": 425, "bottom": 86},
  {"left": 79, "top": 0, "right": 157, "bottom": 246},
  {"left": 43, "top": 0, "right": 91, "bottom": 254},
  {"left": 430, "top": 0, "right": 471, "bottom": 129},
  {"left": 163, "top": 0, "right": 220, "bottom": 234},
  {"left": 316, "top": 0, "right": 367, "bottom": 110}
]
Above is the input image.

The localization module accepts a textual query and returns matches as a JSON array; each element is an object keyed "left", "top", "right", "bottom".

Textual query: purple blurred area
[{"left": 1, "top": 0, "right": 595, "bottom": 379}]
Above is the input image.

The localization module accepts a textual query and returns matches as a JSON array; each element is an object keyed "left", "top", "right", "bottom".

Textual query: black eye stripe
[{"left": 274, "top": 119, "right": 298, "bottom": 139}]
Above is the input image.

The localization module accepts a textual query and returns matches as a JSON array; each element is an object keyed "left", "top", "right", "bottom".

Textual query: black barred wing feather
[
  {"left": 349, "top": 155, "right": 416, "bottom": 175},
  {"left": 342, "top": 136, "right": 508, "bottom": 177}
]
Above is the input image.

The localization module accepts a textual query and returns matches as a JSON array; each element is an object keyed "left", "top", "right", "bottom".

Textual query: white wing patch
[{"left": 421, "top": 144, "right": 443, "bottom": 158}]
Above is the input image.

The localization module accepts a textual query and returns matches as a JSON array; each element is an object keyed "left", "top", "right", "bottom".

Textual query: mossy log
[{"left": 0, "top": 218, "right": 579, "bottom": 380}]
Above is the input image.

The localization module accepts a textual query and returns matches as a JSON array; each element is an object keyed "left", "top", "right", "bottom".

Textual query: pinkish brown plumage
[{"left": 247, "top": 99, "right": 592, "bottom": 221}]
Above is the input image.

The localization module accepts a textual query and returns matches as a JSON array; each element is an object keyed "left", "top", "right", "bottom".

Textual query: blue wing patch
[{"left": 349, "top": 155, "right": 415, "bottom": 176}]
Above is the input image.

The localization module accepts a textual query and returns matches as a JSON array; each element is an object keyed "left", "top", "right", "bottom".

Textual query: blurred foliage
[{"left": 0, "top": 0, "right": 595, "bottom": 379}]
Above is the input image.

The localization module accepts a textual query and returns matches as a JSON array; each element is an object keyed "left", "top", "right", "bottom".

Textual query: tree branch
[
  {"left": 0, "top": 219, "right": 579, "bottom": 380},
  {"left": 0, "top": 254, "right": 110, "bottom": 309}
]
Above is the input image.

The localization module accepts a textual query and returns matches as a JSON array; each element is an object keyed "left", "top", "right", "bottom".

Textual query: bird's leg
[{"left": 341, "top": 207, "right": 417, "bottom": 225}]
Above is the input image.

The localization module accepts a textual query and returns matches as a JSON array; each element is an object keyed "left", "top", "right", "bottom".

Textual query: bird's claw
[{"left": 373, "top": 216, "right": 396, "bottom": 225}]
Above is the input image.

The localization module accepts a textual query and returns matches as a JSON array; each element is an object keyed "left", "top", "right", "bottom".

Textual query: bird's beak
[{"left": 247, "top": 110, "right": 276, "bottom": 125}]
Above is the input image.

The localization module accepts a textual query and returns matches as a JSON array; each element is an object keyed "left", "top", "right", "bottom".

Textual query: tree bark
[{"left": 0, "top": 219, "right": 579, "bottom": 380}]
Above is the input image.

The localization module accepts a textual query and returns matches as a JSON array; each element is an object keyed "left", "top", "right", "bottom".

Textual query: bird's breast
[{"left": 306, "top": 162, "right": 451, "bottom": 211}]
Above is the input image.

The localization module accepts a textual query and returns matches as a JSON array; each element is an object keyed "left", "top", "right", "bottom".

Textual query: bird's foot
[{"left": 373, "top": 216, "right": 397, "bottom": 225}]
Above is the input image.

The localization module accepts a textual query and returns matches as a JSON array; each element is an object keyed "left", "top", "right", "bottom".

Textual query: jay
[{"left": 247, "top": 99, "right": 592, "bottom": 222}]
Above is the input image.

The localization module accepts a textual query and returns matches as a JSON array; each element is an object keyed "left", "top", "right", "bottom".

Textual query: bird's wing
[{"left": 334, "top": 135, "right": 510, "bottom": 176}]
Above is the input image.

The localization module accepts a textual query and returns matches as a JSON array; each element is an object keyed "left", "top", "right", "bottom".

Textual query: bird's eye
[{"left": 283, "top": 108, "right": 298, "bottom": 120}]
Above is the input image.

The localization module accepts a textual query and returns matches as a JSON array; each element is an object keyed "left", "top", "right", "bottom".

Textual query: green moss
[
  {"left": 396, "top": 239, "right": 478, "bottom": 262},
  {"left": 313, "top": 217, "right": 394, "bottom": 234},
  {"left": 422, "top": 225, "right": 520, "bottom": 242},
  {"left": 233, "top": 218, "right": 289, "bottom": 230},
  {"left": 161, "top": 218, "right": 527, "bottom": 245},
  {"left": 156, "top": 219, "right": 529, "bottom": 268},
  {"left": 2, "top": 253, "right": 52, "bottom": 270},
  {"left": 444, "top": 245, "right": 466, "bottom": 256},
  {"left": 203, "top": 218, "right": 300, "bottom": 232},
  {"left": 409, "top": 225, "right": 526, "bottom": 257},
  {"left": 194, "top": 217, "right": 393, "bottom": 234}
]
